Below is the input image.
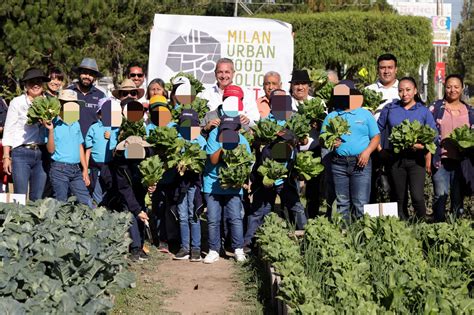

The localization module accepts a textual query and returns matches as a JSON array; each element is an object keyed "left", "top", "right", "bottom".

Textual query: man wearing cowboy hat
[
  {"left": 112, "top": 79, "right": 145, "bottom": 102},
  {"left": 66, "top": 58, "right": 106, "bottom": 136},
  {"left": 289, "top": 69, "right": 314, "bottom": 111}
]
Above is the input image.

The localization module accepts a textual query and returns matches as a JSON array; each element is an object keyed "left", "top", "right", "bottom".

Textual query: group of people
[{"left": 0, "top": 53, "right": 472, "bottom": 263}]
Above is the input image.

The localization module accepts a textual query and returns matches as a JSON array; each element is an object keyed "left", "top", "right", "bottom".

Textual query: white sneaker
[
  {"left": 203, "top": 250, "right": 220, "bottom": 264},
  {"left": 234, "top": 248, "right": 246, "bottom": 262}
]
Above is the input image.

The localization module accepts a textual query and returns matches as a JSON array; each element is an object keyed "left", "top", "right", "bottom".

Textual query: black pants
[{"left": 389, "top": 156, "right": 426, "bottom": 220}]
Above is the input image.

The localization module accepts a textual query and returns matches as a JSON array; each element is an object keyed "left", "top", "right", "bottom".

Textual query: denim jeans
[
  {"left": 11, "top": 146, "right": 46, "bottom": 201},
  {"left": 49, "top": 161, "right": 93, "bottom": 207},
  {"left": 177, "top": 186, "right": 201, "bottom": 250},
  {"left": 129, "top": 214, "right": 144, "bottom": 251},
  {"left": 331, "top": 155, "right": 372, "bottom": 223},
  {"left": 432, "top": 159, "right": 463, "bottom": 222},
  {"left": 204, "top": 193, "right": 243, "bottom": 252},
  {"left": 244, "top": 184, "right": 307, "bottom": 245}
]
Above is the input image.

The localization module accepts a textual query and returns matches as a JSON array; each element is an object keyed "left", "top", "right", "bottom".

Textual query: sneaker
[
  {"left": 130, "top": 248, "right": 148, "bottom": 262},
  {"left": 190, "top": 248, "right": 202, "bottom": 262},
  {"left": 203, "top": 250, "right": 220, "bottom": 264},
  {"left": 243, "top": 245, "right": 252, "bottom": 255},
  {"left": 234, "top": 248, "right": 246, "bottom": 262},
  {"left": 138, "top": 249, "right": 149, "bottom": 261},
  {"left": 173, "top": 248, "right": 190, "bottom": 260}
]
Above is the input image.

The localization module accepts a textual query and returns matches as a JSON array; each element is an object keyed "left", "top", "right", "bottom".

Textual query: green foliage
[
  {"left": 26, "top": 96, "right": 61, "bottom": 124},
  {"left": 118, "top": 118, "right": 146, "bottom": 142},
  {"left": 172, "top": 97, "right": 209, "bottom": 122},
  {"left": 167, "top": 142, "right": 206, "bottom": 176},
  {"left": 447, "top": 125, "right": 474, "bottom": 149},
  {"left": 165, "top": 72, "right": 205, "bottom": 94},
  {"left": 389, "top": 119, "right": 437, "bottom": 154},
  {"left": 297, "top": 97, "right": 327, "bottom": 122},
  {"left": 284, "top": 113, "right": 311, "bottom": 140},
  {"left": 362, "top": 88, "right": 385, "bottom": 113},
  {"left": 139, "top": 155, "right": 165, "bottom": 186},
  {"left": 0, "top": 199, "right": 134, "bottom": 313},
  {"left": 218, "top": 144, "right": 255, "bottom": 190},
  {"left": 320, "top": 115, "right": 351, "bottom": 150},
  {"left": 294, "top": 151, "right": 324, "bottom": 181},
  {"left": 255, "top": 12, "right": 432, "bottom": 79},
  {"left": 251, "top": 119, "right": 283, "bottom": 145},
  {"left": 257, "top": 158, "right": 288, "bottom": 187},
  {"left": 146, "top": 126, "right": 181, "bottom": 156}
]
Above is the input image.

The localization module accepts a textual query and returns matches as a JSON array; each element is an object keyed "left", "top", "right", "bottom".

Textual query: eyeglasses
[
  {"left": 129, "top": 73, "right": 144, "bottom": 78},
  {"left": 120, "top": 90, "right": 139, "bottom": 97}
]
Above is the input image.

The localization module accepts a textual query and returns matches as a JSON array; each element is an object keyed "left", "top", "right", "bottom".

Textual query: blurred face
[
  {"left": 215, "top": 62, "right": 234, "bottom": 89},
  {"left": 291, "top": 82, "right": 309, "bottom": 101},
  {"left": 444, "top": 77, "right": 463, "bottom": 102},
  {"left": 78, "top": 69, "right": 96, "bottom": 88},
  {"left": 128, "top": 66, "right": 145, "bottom": 88},
  {"left": 148, "top": 82, "right": 165, "bottom": 98},
  {"left": 263, "top": 75, "right": 281, "bottom": 98},
  {"left": 398, "top": 80, "right": 417, "bottom": 106},
  {"left": 47, "top": 78, "right": 63, "bottom": 93},
  {"left": 377, "top": 60, "right": 397, "bottom": 86},
  {"left": 25, "top": 78, "right": 43, "bottom": 98}
]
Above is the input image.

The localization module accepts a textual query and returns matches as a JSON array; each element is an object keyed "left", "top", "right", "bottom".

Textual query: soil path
[{"left": 152, "top": 253, "right": 242, "bottom": 314}]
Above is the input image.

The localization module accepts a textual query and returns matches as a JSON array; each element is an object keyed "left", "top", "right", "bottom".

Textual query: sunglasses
[
  {"left": 129, "top": 73, "right": 144, "bottom": 78},
  {"left": 120, "top": 90, "right": 139, "bottom": 97}
]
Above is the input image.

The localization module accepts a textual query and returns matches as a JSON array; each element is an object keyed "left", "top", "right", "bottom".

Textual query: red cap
[{"left": 223, "top": 85, "right": 244, "bottom": 99}]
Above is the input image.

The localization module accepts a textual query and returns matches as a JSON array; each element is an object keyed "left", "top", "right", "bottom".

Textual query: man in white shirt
[
  {"left": 199, "top": 58, "right": 259, "bottom": 126},
  {"left": 289, "top": 70, "right": 314, "bottom": 111},
  {"left": 366, "top": 54, "right": 400, "bottom": 119},
  {"left": 125, "top": 62, "right": 147, "bottom": 104}
]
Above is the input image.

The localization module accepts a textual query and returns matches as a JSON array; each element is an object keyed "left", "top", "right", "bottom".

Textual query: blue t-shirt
[
  {"left": 84, "top": 120, "right": 119, "bottom": 163},
  {"left": 203, "top": 128, "right": 251, "bottom": 195},
  {"left": 265, "top": 113, "right": 289, "bottom": 127},
  {"left": 377, "top": 101, "right": 438, "bottom": 150},
  {"left": 49, "top": 118, "right": 84, "bottom": 164},
  {"left": 321, "top": 107, "right": 379, "bottom": 157}
]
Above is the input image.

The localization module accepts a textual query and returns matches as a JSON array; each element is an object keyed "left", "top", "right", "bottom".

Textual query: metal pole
[{"left": 234, "top": 0, "right": 238, "bottom": 17}]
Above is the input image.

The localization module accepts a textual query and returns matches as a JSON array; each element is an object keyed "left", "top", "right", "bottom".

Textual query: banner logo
[{"left": 166, "top": 30, "right": 221, "bottom": 84}]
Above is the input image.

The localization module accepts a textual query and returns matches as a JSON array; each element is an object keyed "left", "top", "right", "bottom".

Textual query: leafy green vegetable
[
  {"left": 257, "top": 158, "right": 288, "bottom": 187},
  {"left": 146, "top": 126, "right": 181, "bottom": 156},
  {"left": 297, "top": 97, "right": 327, "bottom": 122},
  {"left": 27, "top": 96, "right": 61, "bottom": 124},
  {"left": 139, "top": 155, "right": 165, "bottom": 186},
  {"left": 315, "top": 81, "right": 335, "bottom": 102},
  {"left": 285, "top": 113, "right": 311, "bottom": 140},
  {"left": 165, "top": 72, "right": 205, "bottom": 94},
  {"left": 305, "top": 68, "right": 329, "bottom": 91},
  {"left": 218, "top": 144, "right": 255, "bottom": 189},
  {"left": 251, "top": 119, "right": 283, "bottom": 145},
  {"left": 167, "top": 142, "right": 206, "bottom": 176},
  {"left": 319, "top": 116, "right": 351, "bottom": 150},
  {"left": 118, "top": 118, "right": 146, "bottom": 142},
  {"left": 389, "top": 119, "right": 437, "bottom": 154},
  {"left": 294, "top": 151, "right": 324, "bottom": 180},
  {"left": 172, "top": 96, "right": 209, "bottom": 121},
  {"left": 362, "top": 88, "right": 385, "bottom": 113},
  {"left": 447, "top": 125, "right": 474, "bottom": 149}
]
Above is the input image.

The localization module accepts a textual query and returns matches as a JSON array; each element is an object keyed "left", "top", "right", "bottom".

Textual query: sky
[{"left": 445, "top": 0, "right": 464, "bottom": 29}]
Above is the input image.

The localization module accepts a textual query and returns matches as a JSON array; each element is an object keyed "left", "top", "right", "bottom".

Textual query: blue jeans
[
  {"left": 205, "top": 193, "right": 243, "bottom": 252},
  {"left": 177, "top": 186, "right": 201, "bottom": 250},
  {"left": 11, "top": 146, "right": 46, "bottom": 201},
  {"left": 432, "top": 159, "right": 463, "bottom": 222},
  {"left": 50, "top": 161, "right": 93, "bottom": 208},
  {"left": 244, "top": 184, "right": 307, "bottom": 245},
  {"left": 129, "top": 214, "right": 144, "bottom": 250},
  {"left": 331, "top": 155, "right": 372, "bottom": 223}
]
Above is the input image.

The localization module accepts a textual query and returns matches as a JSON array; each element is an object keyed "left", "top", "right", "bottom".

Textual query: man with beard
[
  {"left": 125, "top": 62, "right": 147, "bottom": 104},
  {"left": 67, "top": 58, "right": 106, "bottom": 136}
]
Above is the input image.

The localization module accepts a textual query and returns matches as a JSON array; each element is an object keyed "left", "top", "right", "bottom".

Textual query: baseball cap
[
  {"left": 219, "top": 115, "right": 241, "bottom": 131},
  {"left": 179, "top": 109, "right": 199, "bottom": 127}
]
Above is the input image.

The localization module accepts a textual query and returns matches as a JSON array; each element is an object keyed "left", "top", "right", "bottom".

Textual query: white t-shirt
[
  {"left": 291, "top": 95, "right": 314, "bottom": 111},
  {"left": 366, "top": 80, "right": 400, "bottom": 119}
]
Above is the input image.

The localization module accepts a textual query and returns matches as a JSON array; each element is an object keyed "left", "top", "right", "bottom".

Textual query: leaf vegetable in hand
[
  {"left": 285, "top": 113, "right": 311, "bottom": 141},
  {"left": 166, "top": 72, "right": 205, "bottom": 94},
  {"left": 118, "top": 118, "right": 146, "bottom": 142},
  {"left": 168, "top": 142, "right": 206, "bottom": 176},
  {"left": 257, "top": 158, "right": 288, "bottom": 187},
  {"left": 251, "top": 119, "right": 283, "bottom": 145},
  {"left": 297, "top": 97, "right": 327, "bottom": 122},
  {"left": 218, "top": 144, "right": 255, "bottom": 189},
  {"left": 146, "top": 126, "right": 181, "bottom": 156},
  {"left": 389, "top": 119, "right": 437, "bottom": 154},
  {"left": 139, "top": 155, "right": 165, "bottom": 186},
  {"left": 294, "top": 151, "right": 325, "bottom": 181},
  {"left": 27, "top": 97, "right": 61, "bottom": 124},
  {"left": 362, "top": 89, "right": 385, "bottom": 113},
  {"left": 447, "top": 125, "right": 474, "bottom": 149},
  {"left": 319, "top": 116, "right": 351, "bottom": 150}
]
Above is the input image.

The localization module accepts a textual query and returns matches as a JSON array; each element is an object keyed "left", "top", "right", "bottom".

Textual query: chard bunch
[
  {"left": 257, "top": 158, "right": 288, "bottom": 187},
  {"left": 139, "top": 155, "right": 165, "bottom": 186},
  {"left": 146, "top": 126, "right": 181, "bottom": 156},
  {"left": 362, "top": 89, "right": 385, "bottom": 113},
  {"left": 447, "top": 125, "right": 474, "bottom": 149},
  {"left": 389, "top": 119, "right": 436, "bottom": 154},
  {"left": 27, "top": 97, "right": 61, "bottom": 124},
  {"left": 118, "top": 118, "right": 146, "bottom": 142},
  {"left": 168, "top": 142, "right": 206, "bottom": 176},
  {"left": 172, "top": 97, "right": 209, "bottom": 121},
  {"left": 298, "top": 97, "right": 327, "bottom": 122},
  {"left": 320, "top": 116, "right": 351, "bottom": 150},
  {"left": 294, "top": 151, "right": 325, "bottom": 180},
  {"left": 166, "top": 72, "right": 205, "bottom": 94},
  {"left": 251, "top": 119, "right": 283, "bottom": 145},
  {"left": 218, "top": 144, "right": 254, "bottom": 189},
  {"left": 285, "top": 113, "right": 311, "bottom": 140}
]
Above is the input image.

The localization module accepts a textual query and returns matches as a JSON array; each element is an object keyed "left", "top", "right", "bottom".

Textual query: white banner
[{"left": 148, "top": 14, "right": 294, "bottom": 98}]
